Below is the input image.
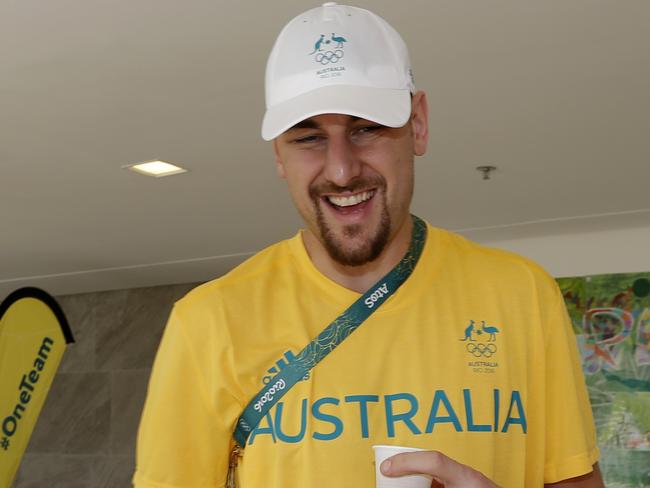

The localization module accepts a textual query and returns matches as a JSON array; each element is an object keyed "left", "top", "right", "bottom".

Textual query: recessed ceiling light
[{"left": 123, "top": 160, "right": 188, "bottom": 177}]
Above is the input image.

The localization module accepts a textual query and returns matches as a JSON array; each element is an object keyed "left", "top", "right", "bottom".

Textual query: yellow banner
[{"left": 0, "top": 288, "right": 73, "bottom": 487}]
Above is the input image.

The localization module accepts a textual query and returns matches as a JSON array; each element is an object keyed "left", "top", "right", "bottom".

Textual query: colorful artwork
[{"left": 558, "top": 273, "right": 650, "bottom": 487}]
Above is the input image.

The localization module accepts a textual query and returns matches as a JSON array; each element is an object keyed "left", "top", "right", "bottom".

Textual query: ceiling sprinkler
[{"left": 476, "top": 165, "right": 497, "bottom": 180}]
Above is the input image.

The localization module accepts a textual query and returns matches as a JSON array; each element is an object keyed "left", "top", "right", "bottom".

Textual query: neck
[{"left": 302, "top": 216, "right": 414, "bottom": 294}]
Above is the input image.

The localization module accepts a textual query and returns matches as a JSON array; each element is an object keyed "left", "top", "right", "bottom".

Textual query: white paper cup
[{"left": 373, "top": 445, "right": 433, "bottom": 488}]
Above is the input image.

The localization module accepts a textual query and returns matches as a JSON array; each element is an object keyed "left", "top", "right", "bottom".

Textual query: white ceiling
[{"left": 1, "top": 0, "right": 649, "bottom": 298}]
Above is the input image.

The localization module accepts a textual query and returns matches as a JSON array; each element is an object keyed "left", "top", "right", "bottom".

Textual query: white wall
[{"left": 461, "top": 213, "right": 650, "bottom": 278}]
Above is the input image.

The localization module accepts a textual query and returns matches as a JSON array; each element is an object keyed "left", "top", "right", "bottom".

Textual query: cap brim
[{"left": 261, "top": 85, "right": 412, "bottom": 141}]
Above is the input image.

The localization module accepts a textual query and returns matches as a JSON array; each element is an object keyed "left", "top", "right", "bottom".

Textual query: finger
[
  {"left": 380, "top": 451, "right": 494, "bottom": 487},
  {"left": 380, "top": 450, "right": 454, "bottom": 478}
]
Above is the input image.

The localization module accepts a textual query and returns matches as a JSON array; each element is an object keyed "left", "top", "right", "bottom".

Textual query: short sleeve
[
  {"left": 543, "top": 281, "right": 600, "bottom": 483},
  {"left": 133, "top": 304, "right": 237, "bottom": 488}
]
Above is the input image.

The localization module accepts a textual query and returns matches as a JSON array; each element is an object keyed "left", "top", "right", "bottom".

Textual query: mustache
[{"left": 309, "top": 176, "right": 386, "bottom": 200}]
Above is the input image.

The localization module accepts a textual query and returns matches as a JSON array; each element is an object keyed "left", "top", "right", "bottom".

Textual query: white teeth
[{"left": 327, "top": 191, "right": 374, "bottom": 207}]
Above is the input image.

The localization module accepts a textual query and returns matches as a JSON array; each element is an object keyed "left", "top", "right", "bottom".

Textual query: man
[{"left": 133, "top": 3, "right": 603, "bottom": 487}]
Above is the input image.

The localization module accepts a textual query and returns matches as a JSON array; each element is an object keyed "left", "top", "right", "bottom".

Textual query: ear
[
  {"left": 273, "top": 139, "right": 286, "bottom": 178},
  {"left": 410, "top": 91, "right": 429, "bottom": 156}
]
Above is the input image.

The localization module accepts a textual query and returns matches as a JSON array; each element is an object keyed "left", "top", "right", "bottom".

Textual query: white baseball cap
[{"left": 261, "top": 2, "right": 416, "bottom": 141}]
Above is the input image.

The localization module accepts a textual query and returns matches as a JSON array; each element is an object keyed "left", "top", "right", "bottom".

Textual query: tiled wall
[{"left": 11, "top": 282, "right": 200, "bottom": 488}]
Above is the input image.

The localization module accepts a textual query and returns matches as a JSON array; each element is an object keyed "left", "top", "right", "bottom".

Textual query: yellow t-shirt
[{"left": 133, "top": 224, "right": 599, "bottom": 487}]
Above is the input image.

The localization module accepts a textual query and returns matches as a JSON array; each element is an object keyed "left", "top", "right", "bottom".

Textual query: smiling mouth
[{"left": 325, "top": 190, "right": 375, "bottom": 209}]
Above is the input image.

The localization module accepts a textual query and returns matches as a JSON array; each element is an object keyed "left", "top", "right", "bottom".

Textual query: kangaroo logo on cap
[{"left": 309, "top": 33, "right": 347, "bottom": 65}]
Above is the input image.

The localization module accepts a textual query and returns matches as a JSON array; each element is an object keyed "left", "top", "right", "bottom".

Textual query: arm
[
  {"left": 544, "top": 463, "right": 604, "bottom": 488},
  {"left": 541, "top": 281, "right": 602, "bottom": 486},
  {"left": 134, "top": 303, "right": 235, "bottom": 487}
]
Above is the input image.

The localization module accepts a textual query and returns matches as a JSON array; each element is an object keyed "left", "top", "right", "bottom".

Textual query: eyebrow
[{"left": 288, "top": 116, "right": 362, "bottom": 131}]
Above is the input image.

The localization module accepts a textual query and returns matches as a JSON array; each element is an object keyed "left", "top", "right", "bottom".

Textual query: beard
[{"left": 309, "top": 176, "right": 391, "bottom": 267}]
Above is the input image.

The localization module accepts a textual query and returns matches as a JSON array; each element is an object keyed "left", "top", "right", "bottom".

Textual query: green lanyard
[{"left": 233, "top": 215, "right": 427, "bottom": 448}]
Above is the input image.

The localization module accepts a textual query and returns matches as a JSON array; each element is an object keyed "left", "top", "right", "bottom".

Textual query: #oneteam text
[
  {"left": 2, "top": 337, "right": 54, "bottom": 439},
  {"left": 248, "top": 388, "right": 527, "bottom": 445}
]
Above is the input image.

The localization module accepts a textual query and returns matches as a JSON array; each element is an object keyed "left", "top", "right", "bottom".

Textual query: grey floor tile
[
  {"left": 56, "top": 293, "right": 98, "bottom": 373},
  {"left": 12, "top": 454, "right": 93, "bottom": 488},
  {"left": 93, "top": 455, "right": 135, "bottom": 488},
  {"left": 93, "top": 289, "right": 130, "bottom": 372},
  {"left": 27, "top": 372, "right": 110, "bottom": 455},
  {"left": 110, "top": 370, "right": 150, "bottom": 457},
  {"left": 96, "top": 283, "right": 197, "bottom": 371}
]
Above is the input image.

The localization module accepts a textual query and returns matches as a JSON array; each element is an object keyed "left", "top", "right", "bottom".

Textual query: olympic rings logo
[
  {"left": 315, "top": 50, "right": 344, "bottom": 65},
  {"left": 466, "top": 343, "right": 497, "bottom": 357}
]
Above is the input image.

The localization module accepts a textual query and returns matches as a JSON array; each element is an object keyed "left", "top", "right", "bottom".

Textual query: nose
[{"left": 322, "top": 133, "right": 362, "bottom": 188}]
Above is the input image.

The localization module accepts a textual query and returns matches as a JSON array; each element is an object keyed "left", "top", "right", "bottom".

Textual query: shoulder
[
  {"left": 432, "top": 225, "right": 560, "bottom": 293},
  {"left": 173, "top": 235, "right": 299, "bottom": 315}
]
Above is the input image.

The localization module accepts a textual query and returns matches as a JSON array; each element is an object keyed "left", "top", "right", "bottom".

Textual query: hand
[{"left": 380, "top": 450, "right": 498, "bottom": 488}]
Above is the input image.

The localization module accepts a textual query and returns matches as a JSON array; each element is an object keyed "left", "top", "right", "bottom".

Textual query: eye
[
  {"left": 357, "top": 125, "right": 382, "bottom": 133},
  {"left": 289, "top": 131, "right": 326, "bottom": 145},
  {"left": 350, "top": 124, "right": 383, "bottom": 142},
  {"left": 293, "top": 134, "right": 322, "bottom": 144}
]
